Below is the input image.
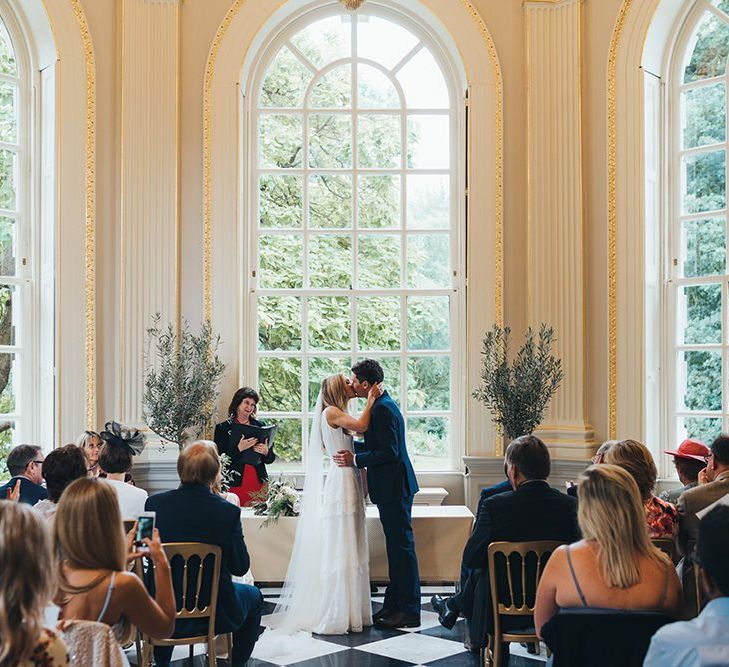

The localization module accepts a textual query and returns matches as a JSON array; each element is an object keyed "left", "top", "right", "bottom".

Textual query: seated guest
[
  {"left": 34, "top": 445, "right": 88, "bottom": 521},
  {"left": 604, "top": 439, "right": 678, "bottom": 539},
  {"left": 213, "top": 386, "right": 275, "bottom": 506},
  {"left": 0, "top": 501, "right": 69, "bottom": 665},
  {"left": 55, "top": 478, "right": 175, "bottom": 644},
  {"left": 430, "top": 435, "right": 579, "bottom": 663},
  {"left": 0, "top": 444, "right": 47, "bottom": 505},
  {"left": 659, "top": 438, "right": 710, "bottom": 505},
  {"left": 75, "top": 430, "right": 103, "bottom": 477},
  {"left": 644, "top": 505, "right": 729, "bottom": 666},
  {"left": 534, "top": 465, "right": 681, "bottom": 635},
  {"left": 98, "top": 421, "right": 148, "bottom": 520},
  {"left": 565, "top": 440, "right": 619, "bottom": 497},
  {"left": 146, "top": 442, "right": 263, "bottom": 667}
]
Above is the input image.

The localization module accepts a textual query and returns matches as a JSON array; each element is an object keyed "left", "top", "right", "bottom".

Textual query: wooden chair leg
[
  {"left": 207, "top": 636, "right": 217, "bottom": 667},
  {"left": 226, "top": 632, "right": 233, "bottom": 659},
  {"left": 189, "top": 643, "right": 194, "bottom": 662},
  {"left": 492, "top": 639, "right": 501, "bottom": 667},
  {"left": 134, "top": 632, "right": 142, "bottom": 666},
  {"left": 141, "top": 637, "right": 153, "bottom": 667}
]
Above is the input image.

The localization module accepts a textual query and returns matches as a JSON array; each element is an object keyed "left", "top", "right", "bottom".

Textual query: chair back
[
  {"left": 59, "top": 619, "right": 130, "bottom": 667},
  {"left": 164, "top": 542, "right": 222, "bottom": 622},
  {"left": 651, "top": 537, "right": 678, "bottom": 565}
]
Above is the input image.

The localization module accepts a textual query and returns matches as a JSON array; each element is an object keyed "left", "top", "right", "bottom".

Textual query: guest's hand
[
  {"left": 698, "top": 467, "right": 710, "bottom": 485},
  {"left": 143, "top": 529, "right": 170, "bottom": 570},
  {"left": 253, "top": 441, "right": 269, "bottom": 456},
  {"left": 6, "top": 479, "right": 20, "bottom": 502},
  {"left": 126, "top": 521, "right": 140, "bottom": 563},
  {"left": 238, "top": 436, "right": 258, "bottom": 452},
  {"left": 333, "top": 450, "right": 355, "bottom": 467}
]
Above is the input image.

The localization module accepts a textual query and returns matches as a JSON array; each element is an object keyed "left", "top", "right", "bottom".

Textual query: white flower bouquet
[{"left": 250, "top": 477, "right": 301, "bottom": 526}]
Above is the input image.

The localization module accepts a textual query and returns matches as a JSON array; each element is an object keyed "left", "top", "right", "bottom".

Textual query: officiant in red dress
[{"left": 214, "top": 387, "right": 276, "bottom": 506}]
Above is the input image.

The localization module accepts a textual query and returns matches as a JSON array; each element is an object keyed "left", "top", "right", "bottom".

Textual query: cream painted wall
[{"left": 76, "top": 0, "right": 635, "bottom": 454}]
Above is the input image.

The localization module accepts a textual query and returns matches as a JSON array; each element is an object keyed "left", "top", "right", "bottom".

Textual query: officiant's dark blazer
[
  {"left": 213, "top": 417, "right": 276, "bottom": 485},
  {"left": 354, "top": 391, "right": 418, "bottom": 504}
]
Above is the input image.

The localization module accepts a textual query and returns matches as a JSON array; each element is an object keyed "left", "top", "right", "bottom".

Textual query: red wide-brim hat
[{"left": 664, "top": 438, "right": 710, "bottom": 463}]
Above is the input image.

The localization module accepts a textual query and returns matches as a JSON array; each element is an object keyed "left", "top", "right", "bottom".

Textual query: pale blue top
[{"left": 643, "top": 597, "right": 729, "bottom": 667}]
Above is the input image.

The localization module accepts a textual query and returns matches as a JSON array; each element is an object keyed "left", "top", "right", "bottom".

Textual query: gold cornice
[
  {"left": 70, "top": 0, "right": 97, "bottom": 430},
  {"left": 607, "top": 0, "right": 632, "bottom": 439}
]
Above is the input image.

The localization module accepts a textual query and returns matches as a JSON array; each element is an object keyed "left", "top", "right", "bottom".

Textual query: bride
[{"left": 268, "top": 373, "right": 382, "bottom": 635}]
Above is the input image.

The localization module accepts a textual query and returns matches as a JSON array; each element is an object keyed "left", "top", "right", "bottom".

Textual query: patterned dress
[{"left": 645, "top": 495, "right": 679, "bottom": 539}]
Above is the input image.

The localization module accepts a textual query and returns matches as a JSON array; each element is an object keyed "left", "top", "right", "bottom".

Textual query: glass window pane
[
  {"left": 358, "top": 114, "right": 400, "bottom": 168},
  {"left": 357, "top": 296, "right": 401, "bottom": 350},
  {"left": 684, "top": 12, "right": 729, "bottom": 83},
  {"left": 0, "top": 286, "right": 17, "bottom": 346},
  {"left": 379, "top": 357, "right": 401, "bottom": 405},
  {"left": 290, "top": 16, "right": 351, "bottom": 69},
  {"left": 407, "top": 234, "right": 450, "bottom": 288},
  {"left": 258, "top": 357, "right": 301, "bottom": 412},
  {"left": 679, "top": 350, "right": 722, "bottom": 411},
  {"left": 358, "top": 175, "right": 400, "bottom": 229},
  {"left": 309, "top": 175, "right": 352, "bottom": 228},
  {"left": 407, "top": 417, "right": 450, "bottom": 469},
  {"left": 0, "top": 149, "right": 16, "bottom": 211},
  {"left": 0, "top": 217, "right": 15, "bottom": 277},
  {"left": 678, "top": 415, "right": 721, "bottom": 445},
  {"left": 309, "top": 114, "right": 352, "bottom": 168},
  {"left": 308, "top": 357, "right": 350, "bottom": 409},
  {"left": 682, "top": 217, "right": 725, "bottom": 277},
  {"left": 407, "top": 175, "right": 449, "bottom": 229},
  {"left": 679, "top": 284, "right": 722, "bottom": 344},
  {"left": 408, "top": 296, "right": 450, "bottom": 350},
  {"left": 358, "top": 234, "right": 401, "bottom": 288},
  {"left": 407, "top": 356, "right": 450, "bottom": 411},
  {"left": 258, "top": 296, "right": 301, "bottom": 351},
  {"left": 310, "top": 65, "right": 351, "bottom": 108},
  {"left": 0, "top": 353, "right": 17, "bottom": 413},
  {"left": 259, "top": 235, "right": 303, "bottom": 288},
  {"left": 259, "top": 115, "right": 303, "bottom": 168},
  {"left": 683, "top": 83, "right": 726, "bottom": 149},
  {"left": 266, "top": 418, "right": 302, "bottom": 468},
  {"left": 713, "top": 0, "right": 729, "bottom": 14},
  {"left": 682, "top": 149, "right": 726, "bottom": 214},
  {"left": 407, "top": 115, "right": 449, "bottom": 169},
  {"left": 358, "top": 65, "right": 399, "bottom": 109},
  {"left": 260, "top": 46, "right": 312, "bottom": 108},
  {"left": 308, "top": 296, "right": 351, "bottom": 351},
  {"left": 309, "top": 234, "right": 352, "bottom": 288},
  {"left": 259, "top": 175, "right": 302, "bottom": 229},
  {"left": 0, "top": 421, "right": 15, "bottom": 482},
  {"left": 397, "top": 47, "right": 449, "bottom": 109},
  {"left": 0, "top": 82, "right": 16, "bottom": 144},
  {"left": 0, "top": 22, "right": 16, "bottom": 76},
  {"left": 357, "top": 17, "right": 418, "bottom": 69}
]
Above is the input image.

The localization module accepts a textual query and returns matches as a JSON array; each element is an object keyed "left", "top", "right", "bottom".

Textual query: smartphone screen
[{"left": 135, "top": 513, "right": 155, "bottom": 548}]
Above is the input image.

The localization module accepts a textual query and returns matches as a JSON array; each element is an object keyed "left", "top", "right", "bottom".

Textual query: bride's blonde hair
[{"left": 321, "top": 374, "right": 350, "bottom": 412}]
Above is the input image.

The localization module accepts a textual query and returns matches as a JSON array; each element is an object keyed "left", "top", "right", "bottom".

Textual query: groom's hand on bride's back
[{"left": 333, "top": 450, "right": 355, "bottom": 467}]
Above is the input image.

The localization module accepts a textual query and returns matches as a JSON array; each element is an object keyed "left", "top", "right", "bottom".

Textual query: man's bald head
[{"left": 177, "top": 441, "right": 220, "bottom": 486}]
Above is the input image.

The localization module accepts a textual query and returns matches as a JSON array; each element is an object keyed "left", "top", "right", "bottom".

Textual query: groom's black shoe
[
  {"left": 372, "top": 606, "right": 392, "bottom": 623},
  {"left": 431, "top": 595, "right": 458, "bottom": 630},
  {"left": 375, "top": 612, "right": 421, "bottom": 629}
]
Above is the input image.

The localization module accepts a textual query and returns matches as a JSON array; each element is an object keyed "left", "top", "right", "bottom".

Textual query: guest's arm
[
  {"left": 462, "top": 501, "right": 495, "bottom": 569},
  {"left": 228, "top": 508, "right": 250, "bottom": 576},
  {"left": 676, "top": 494, "right": 690, "bottom": 558},
  {"left": 534, "top": 547, "right": 564, "bottom": 637}
]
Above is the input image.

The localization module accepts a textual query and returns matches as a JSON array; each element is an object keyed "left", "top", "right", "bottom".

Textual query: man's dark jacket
[{"left": 0, "top": 476, "right": 48, "bottom": 505}]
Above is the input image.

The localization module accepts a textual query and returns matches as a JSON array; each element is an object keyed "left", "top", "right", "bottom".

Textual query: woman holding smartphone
[
  {"left": 214, "top": 386, "right": 276, "bottom": 506},
  {"left": 53, "top": 477, "right": 176, "bottom": 644}
]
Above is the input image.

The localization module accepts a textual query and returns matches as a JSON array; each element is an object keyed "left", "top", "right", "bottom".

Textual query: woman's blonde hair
[
  {"left": 321, "top": 374, "right": 350, "bottom": 412},
  {"left": 577, "top": 464, "right": 668, "bottom": 588},
  {"left": 603, "top": 439, "right": 657, "bottom": 501},
  {"left": 54, "top": 478, "right": 127, "bottom": 594},
  {"left": 0, "top": 501, "right": 56, "bottom": 665}
]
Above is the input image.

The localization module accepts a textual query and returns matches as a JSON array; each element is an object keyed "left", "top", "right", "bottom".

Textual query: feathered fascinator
[{"left": 99, "top": 421, "right": 146, "bottom": 456}]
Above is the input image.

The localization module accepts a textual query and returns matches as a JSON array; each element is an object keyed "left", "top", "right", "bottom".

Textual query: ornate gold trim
[
  {"left": 607, "top": 0, "right": 632, "bottom": 439},
  {"left": 70, "top": 0, "right": 97, "bottom": 429}
]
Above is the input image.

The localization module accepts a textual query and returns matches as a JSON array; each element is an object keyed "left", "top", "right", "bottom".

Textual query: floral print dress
[{"left": 645, "top": 495, "right": 679, "bottom": 539}]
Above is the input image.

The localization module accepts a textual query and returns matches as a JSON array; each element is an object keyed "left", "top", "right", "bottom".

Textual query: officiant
[{"left": 214, "top": 387, "right": 276, "bottom": 506}]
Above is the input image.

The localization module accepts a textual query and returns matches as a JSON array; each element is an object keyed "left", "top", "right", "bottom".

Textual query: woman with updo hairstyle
[
  {"left": 213, "top": 386, "right": 276, "bottom": 506},
  {"left": 75, "top": 431, "right": 103, "bottom": 478}
]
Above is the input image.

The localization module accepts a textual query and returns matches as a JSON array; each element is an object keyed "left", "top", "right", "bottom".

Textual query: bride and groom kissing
[{"left": 266, "top": 358, "right": 421, "bottom": 637}]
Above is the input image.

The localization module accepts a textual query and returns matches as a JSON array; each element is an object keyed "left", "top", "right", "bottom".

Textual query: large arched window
[
  {"left": 668, "top": 0, "right": 729, "bottom": 446},
  {"left": 246, "top": 4, "right": 463, "bottom": 471}
]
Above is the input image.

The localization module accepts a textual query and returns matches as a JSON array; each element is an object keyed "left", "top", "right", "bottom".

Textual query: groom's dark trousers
[{"left": 355, "top": 391, "right": 421, "bottom": 616}]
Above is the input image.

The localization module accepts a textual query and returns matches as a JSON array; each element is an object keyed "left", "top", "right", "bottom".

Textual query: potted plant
[
  {"left": 143, "top": 314, "right": 226, "bottom": 449},
  {"left": 473, "top": 323, "right": 563, "bottom": 441}
]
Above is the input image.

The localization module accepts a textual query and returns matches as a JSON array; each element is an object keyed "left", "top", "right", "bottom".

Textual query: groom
[{"left": 333, "top": 358, "right": 421, "bottom": 628}]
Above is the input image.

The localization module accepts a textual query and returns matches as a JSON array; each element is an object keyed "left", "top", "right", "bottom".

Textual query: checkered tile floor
[{"left": 126, "top": 586, "right": 547, "bottom": 666}]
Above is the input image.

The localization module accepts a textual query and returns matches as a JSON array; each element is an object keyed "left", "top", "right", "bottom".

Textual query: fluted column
[
  {"left": 525, "top": 0, "right": 595, "bottom": 457},
  {"left": 118, "top": 0, "right": 180, "bottom": 425}
]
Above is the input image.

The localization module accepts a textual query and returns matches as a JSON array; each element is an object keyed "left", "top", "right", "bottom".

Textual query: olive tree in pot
[{"left": 473, "top": 324, "right": 563, "bottom": 442}]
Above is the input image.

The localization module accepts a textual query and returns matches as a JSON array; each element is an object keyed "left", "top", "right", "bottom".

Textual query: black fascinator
[{"left": 99, "top": 421, "right": 146, "bottom": 456}]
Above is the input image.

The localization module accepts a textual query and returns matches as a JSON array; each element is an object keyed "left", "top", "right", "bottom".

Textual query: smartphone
[{"left": 135, "top": 511, "right": 155, "bottom": 550}]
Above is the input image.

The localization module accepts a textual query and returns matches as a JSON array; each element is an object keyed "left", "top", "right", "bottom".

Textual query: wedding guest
[
  {"left": 75, "top": 431, "right": 102, "bottom": 477},
  {"left": 0, "top": 444, "right": 47, "bottom": 505},
  {"left": 644, "top": 505, "right": 729, "bottom": 666},
  {"left": 146, "top": 442, "right": 263, "bottom": 667},
  {"left": 213, "top": 386, "right": 275, "bottom": 506},
  {"left": 565, "top": 440, "right": 618, "bottom": 497},
  {"left": 659, "top": 438, "right": 710, "bottom": 505},
  {"left": 0, "top": 501, "right": 69, "bottom": 665},
  {"left": 604, "top": 439, "right": 678, "bottom": 539},
  {"left": 55, "top": 478, "right": 175, "bottom": 645},
  {"left": 534, "top": 464, "right": 681, "bottom": 636},
  {"left": 98, "top": 421, "right": 148, "bottom": 520},
  {"left": 34, "top": 445, "right": 88, "bottom": 521}
]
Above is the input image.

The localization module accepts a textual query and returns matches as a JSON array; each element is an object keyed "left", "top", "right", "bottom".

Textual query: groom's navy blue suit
[{"left": 354, "top": 391, "right": 421, "bottom": 616}]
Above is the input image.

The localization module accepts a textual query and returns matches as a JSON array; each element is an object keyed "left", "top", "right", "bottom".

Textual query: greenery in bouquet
[
  {"left": 249, "top": 477, "right": 301, "bottom": 527},
  {"left": 218, "top": 453, "right": 236, "bottom": 494}
]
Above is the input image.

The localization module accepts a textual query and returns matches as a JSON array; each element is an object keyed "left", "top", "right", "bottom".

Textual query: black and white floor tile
[{"left": 126, "top": 586, "right": 547, "bottom": 667}]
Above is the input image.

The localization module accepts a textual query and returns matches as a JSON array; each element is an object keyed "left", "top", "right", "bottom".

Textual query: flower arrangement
[
  {"left": 218, "top": 453, "right": 236, "bottom": 494},
  {"left": 249, "top": 477, "right": 301, "bottom": 527}
]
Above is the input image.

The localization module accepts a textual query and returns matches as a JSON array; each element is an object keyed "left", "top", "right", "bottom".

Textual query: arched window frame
[{"left": 242, "top": 1, "right": 466, "bottom": 472}]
